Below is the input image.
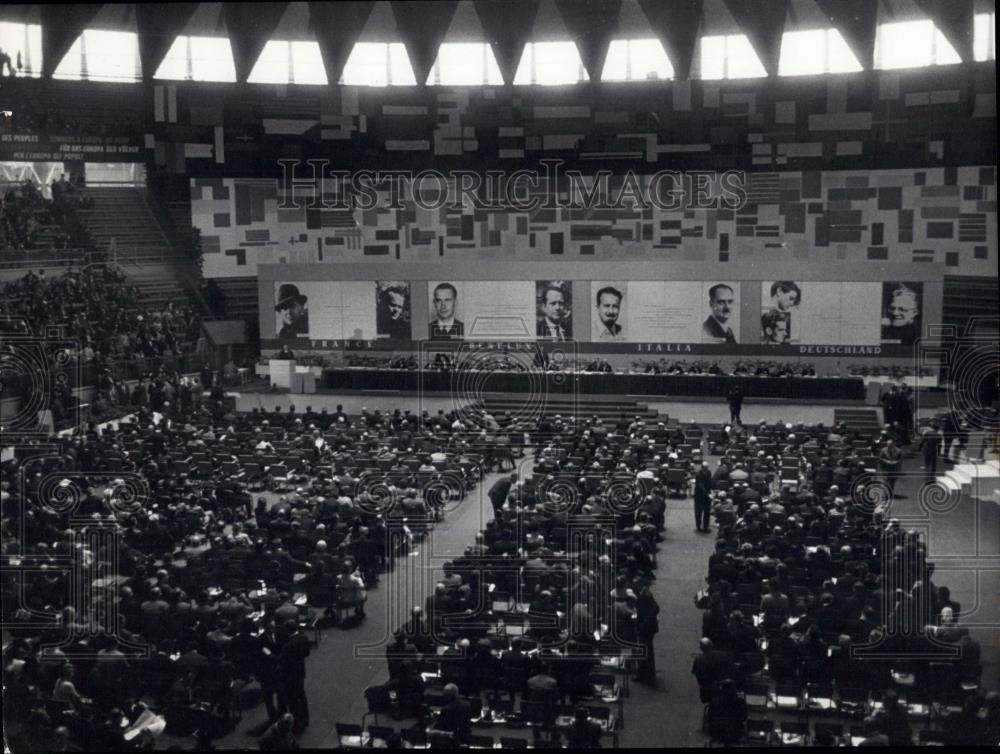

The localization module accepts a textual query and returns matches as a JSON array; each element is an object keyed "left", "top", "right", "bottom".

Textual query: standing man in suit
[
  {"left": 429, "top": 283, "right": 464, "bottom": 339},
  {"left": 702, "top": 284, "right": 737, "bottom": 343},
  {"left": 635, "top": 586, "right": 660, "bottom": 686},
  {"left": 694, "top": 461, "right": 713, "bottom": 533},
  {"left": 278, "top": 619, "right": 311, "bottom": 734},
  {"left": 879, "top": 439, "right": 904, "bottom": 497},
  {"left": 918, "top": 421, "right": 944, "bottom": 481},
  {"left": 257, "top": 617, "right": 281, "bottom": 723},
  {"left": 727, "top": 385, "right": 744, "bottom": 425},
  {"left": 536, "top": 284, "right": 572, "bottom": 340}
]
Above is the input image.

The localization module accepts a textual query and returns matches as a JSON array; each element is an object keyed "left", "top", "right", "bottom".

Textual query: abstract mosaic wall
[
  {"left": 153, "top": 64, "right": 998, "bottom": 178},
  {"left": 192, "top": 165, "right": 996, "bottom": 279}
]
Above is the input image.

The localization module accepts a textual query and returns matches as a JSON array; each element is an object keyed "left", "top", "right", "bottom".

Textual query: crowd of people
[
  {"left": 1, "top": 266, "right": 202, "bottom": 368},
  {"left": 692, "top": 417, "right": 996, "bottom": 745},
  {"left": 1, "top": 379, "right": 703, "bottom": 749},
  {"left": 0, "top": 381, "right": 535, "bottom": 750},
  {"left": 1, "top": 179, "right": 92, "bottom": 255},
  {"left": 373, "top": 410, "right": 672, "bottom": 747},
  {"left": 1, "top": 344, "right": 995, "bottom": 748},
  {"left": 850, "top": 364, "right": 936, "bottom": 379},
  {"left": 335, "top": 354, "right": 822, "bottom": 377},
  {"left": 880, "top": 383, "right": 916, "bottom": 440},
  {"left": 633, "top": 358, "right": 818, "bottom": 377}
]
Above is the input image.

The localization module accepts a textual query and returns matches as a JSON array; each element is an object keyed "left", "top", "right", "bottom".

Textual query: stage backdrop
[{"left": 258, "top": 261, "right": 943, "bottom": 358}]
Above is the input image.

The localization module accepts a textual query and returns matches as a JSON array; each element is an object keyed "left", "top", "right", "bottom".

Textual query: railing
[
  {"left": 0, "top": 247, "right": 103, "bottom": 270},
  {"left": 0, "top": 244, "right": 173, "bottom": 270},
  {"left": 108, "top": 244, "right": 173, "bottom": 265}
]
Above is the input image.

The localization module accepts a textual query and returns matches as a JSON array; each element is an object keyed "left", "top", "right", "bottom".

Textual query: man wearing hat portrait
[{"left": 275, "top": 283, "right": 309, "bottom": 339}]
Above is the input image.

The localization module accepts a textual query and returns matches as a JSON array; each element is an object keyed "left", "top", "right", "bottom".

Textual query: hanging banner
[{"left": 0, "top": 133, "right": 144, "bottom": 162}]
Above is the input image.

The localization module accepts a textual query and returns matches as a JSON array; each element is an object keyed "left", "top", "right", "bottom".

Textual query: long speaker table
[{"left": 320, "top": 369, "right": 866, "bottom": 401}]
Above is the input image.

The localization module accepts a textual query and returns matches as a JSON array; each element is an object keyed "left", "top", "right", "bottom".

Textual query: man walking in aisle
[{"left": 694, "top": 462, "right": 713, "bottom": 533}]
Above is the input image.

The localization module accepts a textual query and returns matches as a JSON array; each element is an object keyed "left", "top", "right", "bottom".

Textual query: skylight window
[
  {"left": 53, "top": 29, "right": 141, "bottom": 82},
  {"left": 699, "top": 34, "right": 767, "bottom": 79},
  {"left": 248, "top": 40, "right": 327, "bottom": 85},
  {"left": 874, "top": 20, "right": 961, "bottom": 69},
  {"left": 427, "top": 42, "right": 504, "bottom": 85},
  {"left": 154, "top": 35, "right": 236, "bottom": 82},
  {"left": 601, "top": 38, "right": 674, "bottom": 81},
  {"left": 339, "top": 42, "right": 416, "bottom": 86},
  {"left": 778, "top": 28, "right": 863, "bottom": 75},
  {"left": 0, "top": 22, "right": 41, "bottom": 77},
  {"left": 974, "top": 12, "right": 995, "bottom": 61},
  {"left": 513, "top": 41, "right": 588, "bottom": 85}
]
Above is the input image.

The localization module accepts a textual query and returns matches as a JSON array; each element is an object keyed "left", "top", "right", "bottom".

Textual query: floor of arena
[{"left": 196, "top": 391, "right": 1000, "bottom": 749}]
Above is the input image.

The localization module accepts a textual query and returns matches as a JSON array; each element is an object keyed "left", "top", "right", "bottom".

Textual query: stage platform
[{"left": 319, "top": 367, "right": 867, "bottom": 401}]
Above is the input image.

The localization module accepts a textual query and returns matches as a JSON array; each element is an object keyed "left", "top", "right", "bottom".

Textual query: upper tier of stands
[
  {"left": 0, "top": 179, "right": 94, "bottom": 267},
  {"left": 0, "top": 267, "right": 205, "bottom": 427}
]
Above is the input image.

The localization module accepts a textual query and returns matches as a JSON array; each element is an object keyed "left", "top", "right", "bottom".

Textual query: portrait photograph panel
[
  {"left": 274, "top": 281, "right": 311, "bottom": 340},
  {"left": 427, "top": 280, "right": 465, "bottom": 339},
  {"left": 701, "top": 282, "right": 739, "bottom": 344},
  {"left": 590, "top": 281, "right": 628, "bottom": 342},
  {"left": 880, "top": 281, "right": 924, "bottom": 346},
  {"left": 760, "top": 280, "right": 802, "bottom": 344},
  {"left": 536, "top": 280, "right": 573, "bottom": 340},
  {"left": 376, "top": 281, "right": 411, "bottom": 340}
]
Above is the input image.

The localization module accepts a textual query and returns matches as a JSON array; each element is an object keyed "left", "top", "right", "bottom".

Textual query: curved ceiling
[{"left": 20, "top": 0, "right": 990, "bottom": 83}]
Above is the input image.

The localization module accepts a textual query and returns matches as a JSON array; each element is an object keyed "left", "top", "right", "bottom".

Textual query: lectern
[{"left": 270, "top": 359, "right": 296, "bottom": 389}]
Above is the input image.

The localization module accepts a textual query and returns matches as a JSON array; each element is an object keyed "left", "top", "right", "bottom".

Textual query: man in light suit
[{"left": 703, "top": 284, "right": 737, "bottom": 344}]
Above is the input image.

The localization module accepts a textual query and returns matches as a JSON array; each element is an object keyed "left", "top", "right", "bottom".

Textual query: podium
[{"left": 270, "top": 359, "right": 296, "bottom": 389}]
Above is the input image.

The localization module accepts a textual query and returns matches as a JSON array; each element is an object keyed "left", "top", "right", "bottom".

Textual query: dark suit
[
  {"left": 279, "top": 630, "right": 311, "bottom": 731},
  {"left": 694, "top": 467, "right": 713, "bottom": 531},
  {"left": 566, "top": 718, "right": 603, "bottom": 748},
  {"left": 692, "top": 649, "right": 735, "bottom": 703},
  {"left": 881, "top": 322, "right": 919, "bottom": 346},
  {"left": 258, "top": 630, "right": 281, "bottom": 720},
  {"left": 429, "top": 320, "right": 464, "bottom": 339},
  {"left": 919, "top": 428, "right": 943, "bottom": 479},
  {"left": 278, "top": 315, "right": 309, "bottom": 339},
  {"left": 702, "top": 316, "right": 736, "bottom": 343},
  {"left": 380, "top": 317, "right": 411, "bottom": 340},
  {"left": 436, "top": 697, "right": 472, "bottom": 743},
  {"left": 488, "top": 477, "right": 514, "bottom": 516},
  {"left": 536, "top": 317, "right": 572, "bottom": 340}
]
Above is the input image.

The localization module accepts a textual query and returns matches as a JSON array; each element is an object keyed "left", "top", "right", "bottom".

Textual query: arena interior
[{"left": 2, "top": 0, "right": 1000, "bottom": 749}]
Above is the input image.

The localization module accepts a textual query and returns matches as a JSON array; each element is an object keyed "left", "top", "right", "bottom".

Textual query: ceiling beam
[
  {"left": 309, "top": 1, "right": 375, "bottom": 85},
  {"left": 915, "top": 0, "right": 975, "bottom": 61},
  {"left": 815, "top": 0, "right": 879, "bottom": 69},
  {"left": 40, "top": 3, "right": 102, "bottom": 78},
  {"left": 136, "top": 3, "right": 199, "bottom": 80},
  {"left": 224, "top": 2, "right": 289, "bottom": 82},
  {"left": 724, "top": 0, "right": 791, "bottom": 75},
  {"left": 555, "top": 0, "right": 622, "bottom": 81},
  {"left": 391, "top": 1, "right": 459, "bottom": 85},
  {"left": 638, "top": 0, "right": 703, "bottom": 80},
  {"left": 475, "top": 0, "right": 541, "bottom": 84}
]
